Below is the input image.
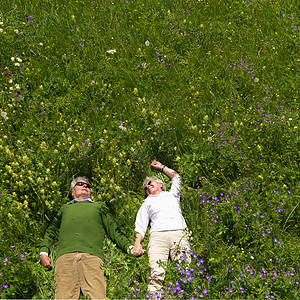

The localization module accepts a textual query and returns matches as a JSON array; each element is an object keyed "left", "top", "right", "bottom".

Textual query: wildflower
[
  {"left": 3, "top": 258, "right": 8, "bottom": 263},
  {"left": 119, "top": 125, "right": 127, "bottom": 132},
  {"left": 1, "top": 111, "right": 8, "bottom": 120},
  {"left": 145, "top": 40, "right": 150, "bottom": 46},
  {"left": 254, "top": 78, "right": 259, "bottom": 82},
  {"left": 106, "top": 49, "right": 116, "bottom": 54}
]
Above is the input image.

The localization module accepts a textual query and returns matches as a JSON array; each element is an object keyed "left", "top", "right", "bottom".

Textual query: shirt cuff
[
  {"left": 40, "top": 252, "right": 49, "bottom": 256},
  {"left": 127, "top": 245, "right": 134, "bottom": 254}
]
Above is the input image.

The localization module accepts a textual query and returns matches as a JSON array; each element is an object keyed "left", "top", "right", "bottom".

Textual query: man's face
[
  {"left": 144, "top": 180, "right": 163, "bottom": 196},
  {"left": 72, "top": 180, "right": 91, "bottom": 200}
]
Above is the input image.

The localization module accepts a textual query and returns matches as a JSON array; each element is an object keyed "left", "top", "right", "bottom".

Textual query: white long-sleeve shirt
[{"left": 135, "top": 176, "right": 187, "bottom": 238}]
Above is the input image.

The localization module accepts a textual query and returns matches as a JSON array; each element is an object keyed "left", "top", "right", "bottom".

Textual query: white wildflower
[
  {"left": 1, "top": 111, "right": 8, "bottom": 120},
  {"left": 141, "top": 62, "right": 148, "bottom": 69},
  {"left": 254, "top": 78, "right": 259, "bottom": 82},
  {"left": 119, "top": 125, "right": 127, "bottom": 132},
  {"left": 106, "top": 49, "right": 116, "bottom": 54},
  {"left": 145, "top": 40, "right": 150, "bottom": 46}
]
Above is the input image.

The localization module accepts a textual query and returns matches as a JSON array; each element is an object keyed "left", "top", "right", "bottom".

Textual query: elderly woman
[{"left": 133, "top": 160, "right": 190, "bottom": 292}]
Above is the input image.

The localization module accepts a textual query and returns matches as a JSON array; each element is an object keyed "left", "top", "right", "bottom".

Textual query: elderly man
[
  {"left": 40, "top": 176, "right": 144, "bottom": 300},
  {"left": 133, "top": 161, "right": 190, "bottom": 293}
]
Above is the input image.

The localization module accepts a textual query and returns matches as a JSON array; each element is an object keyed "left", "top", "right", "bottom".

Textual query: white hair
[
  {"left": 70, "top": 176, "right": 92, "bottom": 192},
  {"left": 143, "top": 176, "right": 166, "bottom": 191}
]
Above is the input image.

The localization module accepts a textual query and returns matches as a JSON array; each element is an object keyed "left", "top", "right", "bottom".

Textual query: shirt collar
[
  {"left": 67, "top": 198, "right": 94, "bottom": 204},
  {"left": 144, "top": 191, "right": 166, "bottom": 201}
]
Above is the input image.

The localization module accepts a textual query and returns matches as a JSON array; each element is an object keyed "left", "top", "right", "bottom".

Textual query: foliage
[{"left": 0, "top": 0, "right": 299, "bottom": 298}]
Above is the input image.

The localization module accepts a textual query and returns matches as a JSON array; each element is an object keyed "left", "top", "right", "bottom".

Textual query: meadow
[{"left": 0, "top": 0, "right": 299, "bottom": 298}]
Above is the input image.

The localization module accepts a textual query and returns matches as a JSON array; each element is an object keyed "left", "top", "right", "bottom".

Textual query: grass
[{"left": 0, "top": 0, "right": 299, "bottom": 298}]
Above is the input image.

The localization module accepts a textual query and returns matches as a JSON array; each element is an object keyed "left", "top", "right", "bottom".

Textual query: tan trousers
[
  {"left": 147, "top": 230, "right": 190, "bottom": 292},
  {"left": 54, "top": 252, "right": 106, "bottom": 300}
]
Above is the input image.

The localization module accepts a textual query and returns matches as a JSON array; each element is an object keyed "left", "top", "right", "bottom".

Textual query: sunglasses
[
  {"left": 144, "top": 181, "right": 152, "bottom": 190},
  {"left": 75, "top": 182, "right": 92, "bottom": 189}
]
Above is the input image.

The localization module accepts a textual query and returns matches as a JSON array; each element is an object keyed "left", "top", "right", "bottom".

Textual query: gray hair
[
  {"left": 70, "top": 176, "right": 92, "bottom": 192},
  {"left": 143, "top": 176, "right": 166, "bottom": 192}
]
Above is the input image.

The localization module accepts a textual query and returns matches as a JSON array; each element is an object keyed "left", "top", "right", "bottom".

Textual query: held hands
[
  {"left": 40, "top": 254, "right": 52, "bottom": 269},
  {"left": 131, "top": 244, "right": 146, "bottom": 257}
]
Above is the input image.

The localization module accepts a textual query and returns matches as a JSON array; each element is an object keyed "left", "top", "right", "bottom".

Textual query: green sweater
[{"left": 40, "top": 201, "right": 131, "bottom": 261}]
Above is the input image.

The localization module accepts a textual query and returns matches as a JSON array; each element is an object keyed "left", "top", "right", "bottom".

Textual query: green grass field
[{"left": 0, "top": 0, "right": 299, "bottom": 298}]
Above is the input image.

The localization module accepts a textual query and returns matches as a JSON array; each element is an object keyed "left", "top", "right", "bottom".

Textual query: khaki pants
[
  {"left": 147, "top": 230, "right": 190, "bottom": 292},
  {"left": 54, "top": 252, "right": 106, "bottom": 300}
]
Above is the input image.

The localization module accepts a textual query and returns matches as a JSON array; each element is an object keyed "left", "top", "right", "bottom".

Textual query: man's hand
[
  {"left": 150, "top": 160, "right": 164, "bottom": 171},
  {"left": 150, "top": 160, "right": 179, "bottom": 179},
  {"left": 40, "top": 254, "right": 52, "bottom": 269},
  {"left": 131, "top": 232, "right": 145, "bottom": 256}
]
